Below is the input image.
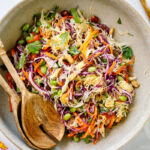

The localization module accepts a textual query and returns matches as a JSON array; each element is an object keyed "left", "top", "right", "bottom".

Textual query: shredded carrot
[
  {"left": 93, "top": 132, "right": 100, "bottom": 144},
  {"left": 99, "top": 92, "right": 102, "bottom": 101},
  {"left": 116, "top": 115, "right": 122, "bottom": 123},
  {"left": 107, "top": 61, "right": 116, "bottom": 75},
  {"left": 102, "top": 42, "right": 113, "bottom": 54},
  {"left": 21, "top": 76, "right": 25, "bottom": 81},
  {"left": 67, "top": 132, "right": 76, "bottom": 138},
  {"left": 39, "top": 27, "right": 46, "bottom": 37},
  {"left": 128, "top": 65, "right": 133, "bottom": 72},
  {"left": 43, "top": 40, "right": 51, "bottom": 50},
  {"left": 80, "top": 54, "right": 89, "bottom": 64},
  {"left": 109, "top": 46, "right": 113, "bottom": 54},
  {"left": 89, "top": 25, "right": 93, "bottom": 32},
  {"left": 81, "top": 106, "right": 97, "bottom": 139},
  {"left": 123, "top": 70, "right": 129, "bottom": 83},
  {"left": 87, "top": 103, "right": 96, "bottom": 116},
  {"left": 114, "top": 65, "right": 126, "bottom": 75},
  {"left": 120, "top": 54, "right": 123, "bottom": 61},
  {"left": 128, "top": 56, "right": 135, "bottom": 65},
  {"left": 8, "top": 97, "right": 13, "bottom": 112},
  {"left": 73, "top": 112, "right": 87, "bottom": 126},
  {"left": 75, "top": 80, "right": 82, "bottom": 88},
  {"left": 81, "top": 30, "right": 99, "bottom": 56},
  {"left": 49, "top": 68, "right": 52, "bottom": 74},
  {"left": 88, "top": 46, "right": 108, "bottom": 60},
  {"left": 79, "top": 30, "right": 99, "bottom": 51},
  {"left": 30, "top": 54, "right": 38, "bottom": 60},
  {"left": 57, "top": 16, "right": 73, "bottom": 28},
  {"left": 6, "top": 73, "right": 13, "bottom": 112},
  {"left": 34, "top": 59, "right": 43, "bottom": 72},
  {"left": 73, "top": 54, "right": 79, "bottom": 60},
  {"left": 45, "top": 52, "right": 59, "bottom": 60},
  {"left": 73, "top": 125, "right": 88, "bottom": 131},
  {"left": 27, "top": 35, "right": 40, "bottom": 43},
  {"left": 22, "top": 68, "right": 29, "bottom": 80},
  {"left": 32, "top": 62, "right": 45, "bottom": 76},
  {"left": 107, "top": 114, "right": 115, "bottom": 128},
  {"left": 11, "top": 49, "right": 15, "bottom": 57},
  {"left": 58, "top": 81, "right": 63, "bottom": 87}
]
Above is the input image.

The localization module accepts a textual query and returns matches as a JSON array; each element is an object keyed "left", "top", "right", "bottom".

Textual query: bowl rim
[{"left": 0, "top": 0, "right": 150, "bottom": 150}]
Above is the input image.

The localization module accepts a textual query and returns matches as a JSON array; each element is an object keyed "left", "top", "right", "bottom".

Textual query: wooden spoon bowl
[{"left": 0, "top": 74, "right": 40, "bottom": 150}]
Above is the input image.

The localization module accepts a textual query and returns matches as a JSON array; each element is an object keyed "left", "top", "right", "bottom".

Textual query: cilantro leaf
[
  {"left": 68, "top": 46, "right": 80, "bottom": 55},
  {"left": 122, "top": 45, "right": 133, "bottom": 59},
  {"left": 17, "top": 52, "right": 26, "bottom": 69},
  {"left": 27, "top": 41, "right": 42, "bottom": 54},
  {"left": 60, "top": 32, "right": 69, "bottom": 45},
  {"left": 117, "top": 18, "right": 122, "bottom": 24},
  {"left": 50, "top": 6, "right": 59, "bottom": 20}
]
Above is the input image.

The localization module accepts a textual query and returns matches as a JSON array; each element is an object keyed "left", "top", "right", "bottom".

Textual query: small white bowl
[{"left": 0, "top": 0, "right": 150, "bottom": 149}]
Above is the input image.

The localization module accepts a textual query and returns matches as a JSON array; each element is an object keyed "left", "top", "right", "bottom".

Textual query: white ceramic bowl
[{"left": 0, "top": 0, "right": 150, "bottom": 150}]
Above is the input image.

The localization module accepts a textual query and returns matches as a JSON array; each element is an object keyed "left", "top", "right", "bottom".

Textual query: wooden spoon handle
[
  {"left": 0, "top": 40, "right": 27, "bottom": 93},
  {"left": 0, "top": 74, "right": 18, "bottom": 99}
]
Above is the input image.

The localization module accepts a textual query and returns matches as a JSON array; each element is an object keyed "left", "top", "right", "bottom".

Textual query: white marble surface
[{"left": 0, "top": 0, "right": 149, "bottom": 150}]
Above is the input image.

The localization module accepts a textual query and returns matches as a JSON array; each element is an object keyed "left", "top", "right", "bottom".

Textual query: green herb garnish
[
  {"left": 50, "top": 6, "right": 59, "bottom": 20},
  {"left": 117, "top": 18, "right": 122, "bottom": 24},
  {"left": 122, "top": 45, "right": 133, "bottom": 59},
  {"left": 68, "top": 46, "right": 80, "bottom": 55},
  {"left": 127, "top": 32, "right": 134, "bottom": 36},
  {"left": 70, "top": 8, "right": 81, "bottom": 23},
  {"left": 27, "top": 41, "right": 42, "bottom": 54},
  {"left": 17, "top": 52, "right": 26, "bottom": 69},
  {"left": 60, "top": 32, "right": 69, "bottom": 45}
]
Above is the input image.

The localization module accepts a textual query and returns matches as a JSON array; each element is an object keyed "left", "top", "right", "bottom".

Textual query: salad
[{"left": 7, "top": 6, "right": 139, "bottom": 144}]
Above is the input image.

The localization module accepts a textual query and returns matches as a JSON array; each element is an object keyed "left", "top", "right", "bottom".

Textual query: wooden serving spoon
[
  {"left": 0, "top": 41, "right": 65, "bottom": 149},
  {"left": 0, "top": 74, "right": 40, "bottom": 150}
]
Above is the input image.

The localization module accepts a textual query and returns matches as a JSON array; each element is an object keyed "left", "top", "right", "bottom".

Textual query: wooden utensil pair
[{"left": 0, "top": 40, "right": 65, "bottom": 149}]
